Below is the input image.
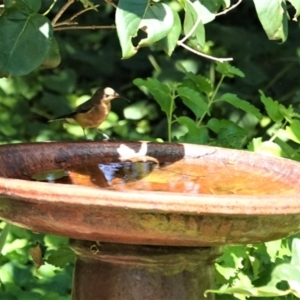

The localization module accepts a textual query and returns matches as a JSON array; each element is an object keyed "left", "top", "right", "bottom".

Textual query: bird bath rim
[
  {"left": 0, "top": 141, "right": 300, "bottom": 246},
  {"left": 0, "top": 141, "right": 299, "bottom": 215}
]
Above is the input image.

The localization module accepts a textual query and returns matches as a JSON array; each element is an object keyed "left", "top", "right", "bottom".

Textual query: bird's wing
[{"left": 74, "top": 99, "right": 94, "bottom": 114}]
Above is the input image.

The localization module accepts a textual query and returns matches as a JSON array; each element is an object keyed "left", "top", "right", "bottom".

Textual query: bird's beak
[{"left": 117, "top": 94, "right": 130, "bottom": 102}]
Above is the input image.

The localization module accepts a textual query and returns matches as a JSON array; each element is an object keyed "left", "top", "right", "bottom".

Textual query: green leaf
[
  {"left": 158, "top": 9, "right": 182, "bottom": 56},
  {"left": 116, "top": 0, "right": 148, "bottom": 58},
  {"left": 116, "top": 1, "right": 174, "bottom": 58},
  {"left": 200, "top": 0, "right": 226, "bottom": 12},
  {"left": 47, "top": 245, "right": 75, "bottom": 268},
  {"left": 208, "top": 119, "right": 247, "bottom": 149},
  {"left": 284, "top": 121, "right": 300, "bottom": 144},
  {"left": 0, "top": 223, "right": 11, "bottom": 254},
  {"left": 259, "top": 90, "right": 284, "bottom": 123},
  {"left": 133, "top": 78, "right": 174, "bottom": 117},
  {"left": 220, "top": 93, "right": 262, "bottom": 120},
  {"left": 177, "top": 116, "right": 208, "bottom": 143},
  {"left": 41, "top": 36, "right": 61, "bottom": 69},
  {"left": 183, "top": 72, "right": 212, "bottom": 95},
  {"left": 253, "top": 0, "right": 288, "bottom": 42},
  {"left": 248, "top": 138, "right": 282, "bottom": 157},
  {"left": 177, "top": 86, "right": 208, "bottom": 118},
  {"left": 138, "top": 3, "right": 174, "bottom": 48},
  {"left": 288, "top": 0, "right": 300, "bottom": 20},
  {"left": 291, "top": 238, "right": 300, "bottom": 266},
  {"left": 215, "top": 62, "right": 245, "bottom": 78},
  {"left": 207, "top": 118, "right": 235, "bottom": 134},
  {"left": 4, "top": 0, "right": 41, "bottom": 12},
  {"left": 275, "top": 138, "right": 300, "bottom": 161},
  {"left": 184, "top": 0, "right": 205, "bottom": 49},
  {"left": 0, "top": 4, "right": 53, "bottom": 76}
]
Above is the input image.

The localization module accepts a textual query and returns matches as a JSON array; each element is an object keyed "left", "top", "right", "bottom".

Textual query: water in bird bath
[{"left": 29, "top": 159, "right": 297, "bottom": 195}]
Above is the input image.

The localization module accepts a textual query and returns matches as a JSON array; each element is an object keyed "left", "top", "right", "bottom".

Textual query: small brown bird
[{"left": 50, "top": 87, "right": 119, "bottom": 138}]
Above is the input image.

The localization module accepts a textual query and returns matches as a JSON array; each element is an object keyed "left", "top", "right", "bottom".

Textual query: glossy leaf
[
  {"left": 116, "top": 1, "right": 174, "bottom": 58},
  {"left": 116, "top": 0, "right": 148, "bottom": 58},
  {"left": 253, "top": 0, "right": 288, "bottom": 42},
  {"left": 184, "top": 0, "right": 205, "bottom": 49},
  {"left": 220, "top": 93, "right": 263, "bottom": 120},
  {"left": 215, "top": 62, "right": 245, "bottom": 78},
  {"left": 158, "top": 9, "right": 182, "bottom": 56},
  {"left": 133, "top": 78, "right": 174, "bottom": 116},
  {"left": 0, "top": 4, "right": 53, "bottom": 76},
  {"left": 139, "top": 3, "right": 174, "bottom": 47}
]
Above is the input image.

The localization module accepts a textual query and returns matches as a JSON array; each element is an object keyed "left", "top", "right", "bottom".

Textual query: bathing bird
[{"left": 49, "top": 87, "right": 120, "bottom": 138}]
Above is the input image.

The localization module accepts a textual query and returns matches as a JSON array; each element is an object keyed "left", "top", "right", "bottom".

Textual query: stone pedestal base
[{"left": 70, "top": 239, "right": 222, "bottom": 300}]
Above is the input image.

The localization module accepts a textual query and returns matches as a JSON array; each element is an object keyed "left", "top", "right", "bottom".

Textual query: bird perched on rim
[{"left": 49, "top": 87, "right": 120, "bottom": 139}]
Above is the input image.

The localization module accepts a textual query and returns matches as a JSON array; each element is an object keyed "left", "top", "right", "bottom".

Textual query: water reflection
[{"left": 29, "top": 160, "right": 297, "bottom": 195}]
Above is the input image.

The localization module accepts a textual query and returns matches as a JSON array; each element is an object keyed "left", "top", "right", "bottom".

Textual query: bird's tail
[{"left": 48, "top": 114, "right": 73, "bottom": 122}]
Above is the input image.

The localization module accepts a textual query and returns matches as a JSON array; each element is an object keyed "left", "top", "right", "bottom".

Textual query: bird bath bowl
[{"left": 1, "top": 141, "right": 300, "bottom": 299}]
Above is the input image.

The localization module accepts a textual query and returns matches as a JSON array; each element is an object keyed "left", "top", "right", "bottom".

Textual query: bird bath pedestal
[{"left": 1, "top": 142, "right": 300, "bottom": 300}]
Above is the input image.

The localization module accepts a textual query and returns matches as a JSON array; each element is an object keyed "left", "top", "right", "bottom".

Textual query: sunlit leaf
[
  {"left": 139, "top": 3, "right": 174, "bottom": 48},
  {"left": 47, "top": 245, "right": 75, "bottom": 268},
  {"left": 253, "top": 0, "right": 288, "bottom": 42},
  {"left": 284, "top": 121, "right": 300, "bottom": 144},
  {"left": 116, "top": 1, "right": 174, "bottom": 58},
  {"left": 0, "top": 223, "right": 11, "bottom": 254},
  {"left": 116, "top": 0, "right": 148, "bottom": 58},
  {"left": 220, "top": 93, "right": 262, "bottom": 120},
  {"left": 158, "top": 9, "right": 181, "bottom": 56},
  {"left": 133, "top": 78, "right": 174, "bottom": 117},
  {"left": 184, "top": 0, "right": 205, "bottom": 49}
]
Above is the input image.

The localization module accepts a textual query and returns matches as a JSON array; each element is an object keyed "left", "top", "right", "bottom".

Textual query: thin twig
[
  {"left": 55, "top": 21, "right": 78, "bottom": 27},
  {"left": 69, "top": 4, "right": 100, "bottom": 21},
  {"left": 104, "top": 0, "right": 118, "bottom": 9},
  {"left": 179, "top": 15, "right": 201, "bottom": 44},
  {"left": 53, "top": 25, "right": 116, "bottom": 31},
  {"left": 43, "top": 0, "right": 58, "bottom": 16},
  {"left": 215, "top": 0, "right": 242, "bottom": 16},
  {"left": 52, "top": 0, "right": 74, "bottom": 26},
  {"left": 177, "top": 41, "right": 233, "bottom": 62}
]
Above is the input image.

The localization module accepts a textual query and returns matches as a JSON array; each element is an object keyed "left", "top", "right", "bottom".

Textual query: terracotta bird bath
[{"left": 1, "top": 141, "right": 300, "bottom": 300}]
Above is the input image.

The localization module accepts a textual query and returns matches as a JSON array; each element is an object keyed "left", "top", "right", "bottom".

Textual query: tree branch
[
  {"left": 52, "top": 0, "right": 74, "bottom": 26},
  {"left": 215, "top": 0, "right": 243, "bottom": 16},
  {"left": 54, "top": 25, "right": 116, "bottom": 31},
  {"left": 177, "top": 41, "right": 233, "bottom": 62}
]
